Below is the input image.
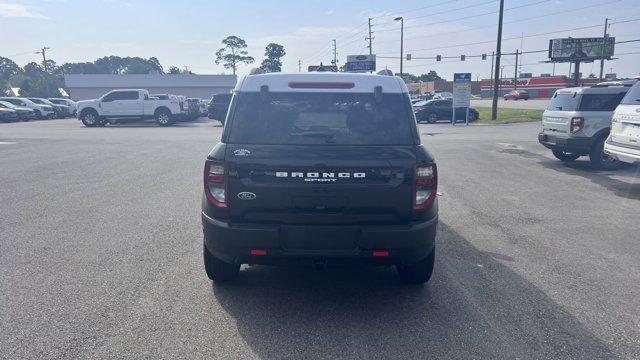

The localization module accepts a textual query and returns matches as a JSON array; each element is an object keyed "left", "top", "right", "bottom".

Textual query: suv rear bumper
[
  {"left": 604, "top": 139, "right": 640, "bottom": 164},
  {"left": 202, "top": 212, "right": 437, "bottom": 266},
  {"left": 538, "top": 133, "right": 594, "bottom": 154}
]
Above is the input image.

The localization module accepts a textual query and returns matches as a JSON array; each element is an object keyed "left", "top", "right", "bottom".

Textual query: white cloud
[
  {"left": 324, "top": 10, "right": 334, "bottom": 15},
  {"left": 0, "top": 2, "right": 48, "bottom": 18}
]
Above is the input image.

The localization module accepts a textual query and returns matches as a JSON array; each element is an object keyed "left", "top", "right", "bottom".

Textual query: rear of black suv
[{"left": 202, "top": 73, "right": 438, "bottom": 283}]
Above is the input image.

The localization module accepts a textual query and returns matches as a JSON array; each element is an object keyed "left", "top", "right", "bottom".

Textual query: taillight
[
  {"left": 204, "top": 160, "right": 227, "bottom": 208},
  {"left": 413, "top": 163, "right": 437, "bottom": 212},
  {"left": 570, "top": 117, "right": 584, "bottom": 133}
]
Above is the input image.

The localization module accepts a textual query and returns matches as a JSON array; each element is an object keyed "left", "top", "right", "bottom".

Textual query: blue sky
[{"left": 1, "top": 0, "right": 639, "bottom": 79}]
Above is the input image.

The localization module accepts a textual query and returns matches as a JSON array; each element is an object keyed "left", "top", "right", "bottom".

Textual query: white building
[{"left": 64, "top": 74, "right": 237, "bottom": 101}]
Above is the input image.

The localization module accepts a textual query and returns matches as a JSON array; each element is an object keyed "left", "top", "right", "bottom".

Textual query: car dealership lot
[{"left": 1, "top": 118, "right": 639, "bottom": 359}]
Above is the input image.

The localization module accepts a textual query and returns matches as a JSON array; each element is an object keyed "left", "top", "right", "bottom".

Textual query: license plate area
[{"left": 281, "top": 225, "right": 359, "bottom": 251}]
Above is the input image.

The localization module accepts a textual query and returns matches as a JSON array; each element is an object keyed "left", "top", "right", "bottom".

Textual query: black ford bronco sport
[{"left": 202, "top": 72, "right": 438, "bottom": 283}]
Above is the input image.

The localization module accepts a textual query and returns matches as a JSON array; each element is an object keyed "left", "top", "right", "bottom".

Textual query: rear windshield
[
  {"left": 227, "top": 92, "right": 415, "bottom": 145},
  {"left": 578, "top": 93, "right": 626, "bottom": 111},
  {"left": 620, "top": 83, "right": 640, "bottom": 105},
  {"left": 547, "top": 92, "right": 579, "bottom": 111}
]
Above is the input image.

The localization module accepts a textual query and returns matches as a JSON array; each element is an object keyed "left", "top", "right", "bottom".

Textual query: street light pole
[{"left": 394, "top": 17, "right": 404, "bottom": 77}]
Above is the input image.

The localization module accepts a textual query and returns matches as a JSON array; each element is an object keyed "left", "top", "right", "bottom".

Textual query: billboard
[
  {"left": 345, "top": 55, "right": 376, "bottom": 72},
  {"left": 548, "top": 37, "right": 615, "bottom": 62}
]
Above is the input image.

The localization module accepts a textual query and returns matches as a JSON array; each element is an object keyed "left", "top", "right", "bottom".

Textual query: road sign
[
  {"left": 345, "top": 54, "right": 376, "bottom": 72},
  {"left": 453, "top": 73, "right": 471, "bottom": 108}
]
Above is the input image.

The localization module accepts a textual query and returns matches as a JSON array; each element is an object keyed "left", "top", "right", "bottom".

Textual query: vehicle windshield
[
  {"left": 547, "top": 92, "right": 579, "bottom": 111},
  {"left": 621, "top": 83, "right": 640, "bottom": 105},
  {"left": 227, "top": 92, "right": 414, "bottom": 145}
]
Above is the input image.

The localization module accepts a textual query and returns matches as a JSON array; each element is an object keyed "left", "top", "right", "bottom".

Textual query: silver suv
[
  {"left": 538, "top": 82, "right": 632, "bottom": 169},
  {"left": 604, "top": 80, "right": 640, "bottom": 164}
]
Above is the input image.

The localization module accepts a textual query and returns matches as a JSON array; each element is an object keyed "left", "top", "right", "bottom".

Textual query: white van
[{"left": 604, "top": 79, "right": 640, "bottom": 164}]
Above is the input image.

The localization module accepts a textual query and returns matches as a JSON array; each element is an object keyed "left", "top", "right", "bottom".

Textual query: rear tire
[
  {"left": 397, "top": 248, "right": 435, "bottom": 284},
  {"left": 204, "top": 245, "right": 240, "bottom": 282},
  {"left": 589, "top": 136, "right": 623, "bottom": 170},
  {"left": 552, "top": 149, "right": 581, "bottom": 162},
  {"left": 426, "top": 112, "right": 438, "bottom": 123},
  {"left": 155, "top": 109, "right": 173, "bottom": 126}
]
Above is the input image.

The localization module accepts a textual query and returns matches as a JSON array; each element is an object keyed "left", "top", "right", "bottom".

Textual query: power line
[
  {"left": 378, "top": 22, "right": 613, "bottom": 56},
  {"left": 374, "top": 0, "right": 498, "bottom": 26},
  {"left": 373, "top": 0, "right": 624, "bottom": 46},
  {"left": 374, "top": 0, "right": 552, "bottom": 34}
]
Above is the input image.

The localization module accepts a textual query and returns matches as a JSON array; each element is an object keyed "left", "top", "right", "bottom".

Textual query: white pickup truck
[{"left": 76, "top": 89, "right": 181, "bottom": 127}]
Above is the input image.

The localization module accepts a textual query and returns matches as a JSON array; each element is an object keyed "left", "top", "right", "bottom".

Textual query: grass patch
[{"left": 476, "top": 107, "right": 544, "bottom": 124}]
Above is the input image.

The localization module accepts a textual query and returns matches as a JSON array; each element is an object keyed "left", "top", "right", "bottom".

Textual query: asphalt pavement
[{"left": 1, "top": 118, "right": 639, "bottom": 359}]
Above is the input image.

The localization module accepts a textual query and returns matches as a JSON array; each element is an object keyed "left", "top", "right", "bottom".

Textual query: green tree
[
  {"left": 168, "top": 66, "right": 181, "bottom": 74},
  {"left": 418, "top": 71, "right": 443, "bottom": 82},
  {"left": 260, "top": 43, "right": 286, "bottom": 72},
  {"left": 0, "top": 57, "right": 23, "bottom": 80},
  {"left": 124, "top": 59, "right": 151, "bottom": 74},
  {"left": 215, "top": 35, "right": 254, "bottom": 75}
]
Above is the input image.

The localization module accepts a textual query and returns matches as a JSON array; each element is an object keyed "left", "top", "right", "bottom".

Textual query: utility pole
[
  {"left": 491, "top": 0, "right": 504, "bottom": 120},
  {"left": 366, "top": 18, "right": 374, "bottom": 55},
  {"left": 514, "top": 49, "right": 519, "bottom": 90},
  {"left": 599, "top": 18, "right": 609, "bottom": 81},
  {"left": 332, "top": 39, "right": 338, "bottom": 68},
  {"left": 35, "top": 47, "right": 50, "bottom": 97}
]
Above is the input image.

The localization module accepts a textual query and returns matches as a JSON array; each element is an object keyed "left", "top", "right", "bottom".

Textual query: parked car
[
  {"left": 207, "top": 93, "right": 232, "bottom": 124},
  {"left": 504, "top": 90, "right": 530, "bottom": 100},
  {"left": 48, "top": 98, "right": 78, "bottom": 117},
  {"left": 0, "top": 104, "right": 19, "bottom": 122},
  {"left": 202, "top": 72, "right": 438, "bottom": 284},
  {"left": 186, "top": 98, "right": 203, "bottom": 119},
  {"left": 0, "top": 97, "right": 55, "bottom": 119},
  {"left": 29, "top": 98, "right": 70, "bottom": 118},
  {"left": 604, "top": 79, "right": 640, "bottom": 164},
  {"left": 0, "top": 100, "right": 37, "bottom": 121},
  {"left": 76, "top": 89, "right": 182, "bottom": 127},
  {"left": 414, "top": 99, "right": 479, "bottom": 123},
  {"left": 538, "top": 82, "right": 631, "bottom": 169},
  {"left": 432, "top": 92, "right": 453, "bottom": 100}
]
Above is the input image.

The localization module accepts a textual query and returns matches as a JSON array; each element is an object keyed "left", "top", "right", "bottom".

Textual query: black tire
[
  {"left": 468, "top": 112, "right": 477, "bottom": 122},
  {"left": 80, "top": 109, "right": 99, "bottom": 127},
  {"left": 155, "top": 109, "right": 173, "bottom": 126},
  {"left": 589, "top": 136, "right": 623, "bottom": 170},
  {"left": 552, "top": 149, "right": 581, "bottom": 162},
  {"left": 397, "top": 248, "right": 435, "bottom": 284},
  {"left": 204, "top": 245, "right": 240, "bottom": 282},
  {"left": 426, "top": 112, "right": 438, "bottom": 123}
]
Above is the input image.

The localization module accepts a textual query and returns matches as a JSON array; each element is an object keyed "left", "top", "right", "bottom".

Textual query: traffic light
[
  {"left": 482, "top": 53, "right": 487, "bottom": 60},
  {"left": 461, "top": 55, "right": 466, "bottom": 61},
  {"left": 436, "top": 55, "right": 441, "bottom": 62}
]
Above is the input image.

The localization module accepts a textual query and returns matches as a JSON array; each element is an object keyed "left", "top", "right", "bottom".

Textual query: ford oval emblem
[{"left": 237, "top": 192, "right": 256, "bottom": 200}]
